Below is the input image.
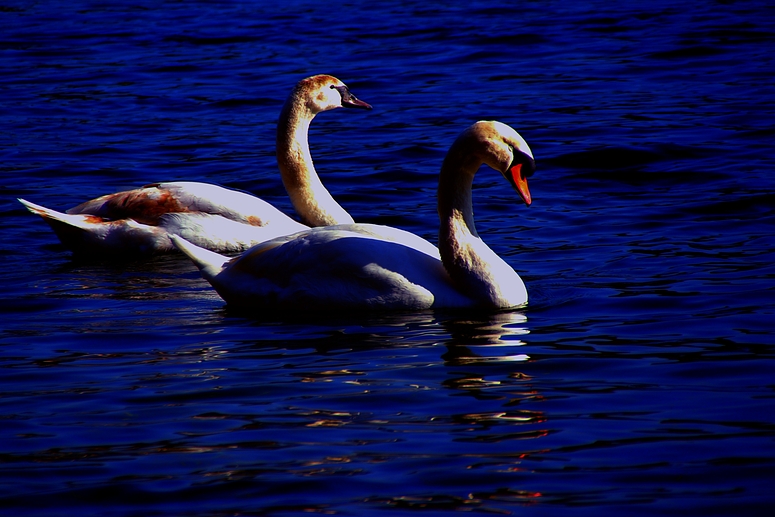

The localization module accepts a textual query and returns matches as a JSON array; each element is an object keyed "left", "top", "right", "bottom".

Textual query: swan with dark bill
[{"left": 19, "top": 75, "right": 371, "bottom": 256}]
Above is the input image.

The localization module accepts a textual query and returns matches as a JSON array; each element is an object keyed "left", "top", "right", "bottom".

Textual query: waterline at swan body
[
  {"left": 19, "top": 74, "right": 371, "bottom": 256},
  {"left": 174, "top": 121, "right": 535, "bottom": 311}
]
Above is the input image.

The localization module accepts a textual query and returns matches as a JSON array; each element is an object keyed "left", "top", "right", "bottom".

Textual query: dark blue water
[{"left": 2, "top": 1, "right": 774, "bottom": 515}]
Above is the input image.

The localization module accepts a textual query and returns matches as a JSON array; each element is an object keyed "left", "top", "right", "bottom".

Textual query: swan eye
[
  {"left": 510, "top": 147, "right": 536, "bottom": 178},
  {"left": 333, "top": 85, "right": 348, "bottom": 99},
  {"left": 520, "top": 156, "right": 536, "bottom": 178}
]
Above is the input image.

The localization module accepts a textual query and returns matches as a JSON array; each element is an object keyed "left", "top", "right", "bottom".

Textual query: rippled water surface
[{"left": 2, "top": 1, "right": 774, "bottom": 516}]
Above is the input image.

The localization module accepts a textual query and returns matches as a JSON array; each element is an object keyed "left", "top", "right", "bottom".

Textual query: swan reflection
[{"left": 442, "top": 311, "right": 530, "bottom": 365}]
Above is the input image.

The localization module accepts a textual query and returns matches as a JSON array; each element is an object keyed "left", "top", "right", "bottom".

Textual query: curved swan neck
[
  {"left": 438, "top": 151, "right": 483, "bottom": 268},
  {"left": 276, "top": 93, "right": 353, "bottom": 227},
  {"left": 438, "top": 151, "right": 480, "bottom": 238},
  {"left": 437, "top": 145, "right": 523, "bottom": 308}
]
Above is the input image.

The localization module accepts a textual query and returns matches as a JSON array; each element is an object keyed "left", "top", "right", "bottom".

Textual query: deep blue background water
[{"left": 2, "top": 1, "right": 774, "bottom": 516}]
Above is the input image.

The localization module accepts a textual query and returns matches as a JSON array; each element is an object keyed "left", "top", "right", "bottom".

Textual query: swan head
[
  {"left": 298, "top": 74, "right": 373, "bottom": 114},
  {"left": 468, "top": 121, "right": 535, "bottom": 206}
]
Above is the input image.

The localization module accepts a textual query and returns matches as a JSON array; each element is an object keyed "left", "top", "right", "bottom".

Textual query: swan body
[
  {"left": 19, "top": 74, "right": 371, "bottom": 256},
  {"left": 174, "top": 121, "right": 535, "bottom": 311}
]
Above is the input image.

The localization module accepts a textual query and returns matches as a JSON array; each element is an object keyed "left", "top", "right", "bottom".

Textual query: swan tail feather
[
  {"left": 19, "top": 198, "right": 175, "bottom": 255},
  {"left": 19, "top": 197, "right": 113, "bottom": 250},
  {"left": 169, "top": 234, "right": 229, "bottom": 279},
  {"left": 19, "top": 198, "right": 94, "bottom": 229}
]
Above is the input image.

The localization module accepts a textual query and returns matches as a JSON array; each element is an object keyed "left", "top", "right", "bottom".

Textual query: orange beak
[{"left": 510, "top": 163, "right": 532, "bottom": 206}]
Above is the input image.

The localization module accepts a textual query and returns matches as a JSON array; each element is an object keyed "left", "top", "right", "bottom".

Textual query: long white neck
[
  {"left": 276, "top": 97, "right": 354, "bottom": 227},
  {"left": 437, "top": 154, "right": 526, "bottom": 308}
]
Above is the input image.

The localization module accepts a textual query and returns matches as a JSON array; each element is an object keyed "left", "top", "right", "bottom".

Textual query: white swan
[
  {"left": 18, "top": 74, "right": 372, "bottom": 256},
  {"left": 172, "top": 121, "right": 535, "bottom": 311}
]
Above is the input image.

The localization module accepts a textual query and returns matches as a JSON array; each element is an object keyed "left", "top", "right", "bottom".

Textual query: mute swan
[
  {"left": 18, "top": 74, "right": 371, "bottom": 256},
  {"left": 172, "top": 121, "right": 535, "bottom": 311}
]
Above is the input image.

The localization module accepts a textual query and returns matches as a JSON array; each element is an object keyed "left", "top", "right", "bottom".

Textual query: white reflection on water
[{"left": 442, "top": 311, "right": 530, "bottom": 364}]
